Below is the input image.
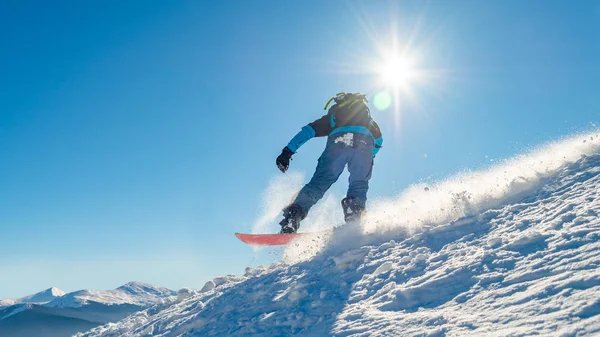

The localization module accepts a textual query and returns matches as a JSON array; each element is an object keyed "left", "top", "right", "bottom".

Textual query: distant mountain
[
  {"left": 0, "top": 287, "right": 65, "bottom": 308},
  {"left": 47, "top": 282, "right": 174, "bottom": 308},
  {"left": 0, "top": 299, "right": 15, "bottom": 307},
  {"left": 0, "top": 282, "right": 175, "bottom": 337},
  {"left": 21, "top": 287, "right": 66, "bottom": 303}
]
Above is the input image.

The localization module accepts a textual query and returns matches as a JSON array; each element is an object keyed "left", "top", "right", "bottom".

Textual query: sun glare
[
  {"left": 338, "top": 7, "right": 443, "bottom": 120},
  {"left": 378, "top": 54, "right": 417, "bottom": 89}
]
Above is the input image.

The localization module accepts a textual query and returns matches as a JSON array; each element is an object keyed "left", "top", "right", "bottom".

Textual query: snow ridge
[
  {"left": 78, "top": 132, "right": 600, "bottom": 336},
  {"left": 1, "top": 282, "right": 174, "bottom": 310},
  {"left": 0, "top": 287, "right": 65, "bottom": 307},
  {"left": 47, "top": 282, "right": 175, "bottom": 308}
]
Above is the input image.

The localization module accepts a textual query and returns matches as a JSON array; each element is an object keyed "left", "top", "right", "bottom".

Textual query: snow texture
[
  {"left": 79, "top": 132, "right": 600, "bottom": 336},
  {"left": 334, "top": 133, "right": 354, "bottom": 147}
]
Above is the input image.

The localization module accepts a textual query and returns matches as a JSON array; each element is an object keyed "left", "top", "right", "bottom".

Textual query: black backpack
[{"left": 324, "top": 92, "right": 371, "bottom": 129}]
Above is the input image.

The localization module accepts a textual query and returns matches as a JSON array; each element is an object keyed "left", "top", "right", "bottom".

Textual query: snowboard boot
[
  {"left": 279, "top": 204, "right": 306, "bottom": 234},
  {"left": 341, "top": 197, "right": 365, "bottom": 224}
]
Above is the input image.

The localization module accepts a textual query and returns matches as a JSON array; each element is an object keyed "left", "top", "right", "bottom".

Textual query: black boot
[
  {"left": 341, "top": 197, "right": 365, "bottom": 223},
  {"left": 279, "top": 204, "right": 306, "bottom": 234}
]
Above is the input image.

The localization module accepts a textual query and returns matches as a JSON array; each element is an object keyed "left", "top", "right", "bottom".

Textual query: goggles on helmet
[{"left": 324, "top": 92, "right": 369, "bottom": 110}]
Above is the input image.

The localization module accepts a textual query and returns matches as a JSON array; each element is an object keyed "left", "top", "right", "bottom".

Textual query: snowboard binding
[
  {"left": 341, "top": 197, "right": 365, "bottom": 223},
  {"left": 279, "top": 204, "right": 306, "bottom": 234}
]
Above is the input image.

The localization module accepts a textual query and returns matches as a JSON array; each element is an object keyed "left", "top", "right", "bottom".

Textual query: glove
[{"left": 276, "top": 147, "right": 294, "bottom": 173}]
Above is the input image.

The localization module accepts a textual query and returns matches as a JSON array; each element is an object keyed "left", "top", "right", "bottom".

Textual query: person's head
[{"left": 324, "top": 92, "right": 369, "bottom": 111}]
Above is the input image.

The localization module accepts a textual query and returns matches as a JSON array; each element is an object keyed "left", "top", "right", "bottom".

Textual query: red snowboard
[{"left": 234, "top": 231, "right": 329, "bottom": 246}]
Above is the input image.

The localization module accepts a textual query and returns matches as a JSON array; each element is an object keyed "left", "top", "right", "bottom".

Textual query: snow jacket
[{"left": 286, "top": 103, "right": 383, "bottom": 157}]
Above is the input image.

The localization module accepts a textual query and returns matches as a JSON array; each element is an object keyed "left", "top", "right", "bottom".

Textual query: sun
[
  {"left": 377, "top": 53, "right": 417, "bottom": 90},
  {"left": 370, "top": 48, "right": 423, "bottom": 112}
]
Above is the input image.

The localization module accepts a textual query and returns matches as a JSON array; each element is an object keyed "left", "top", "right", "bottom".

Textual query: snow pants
[{"left": 293, "top": 132, "right": 374, "bottom": 214}]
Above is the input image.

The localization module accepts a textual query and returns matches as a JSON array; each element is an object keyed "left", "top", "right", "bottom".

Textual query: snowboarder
[{"left": 275, "top": 92, "right": 383, "bottom": 234}]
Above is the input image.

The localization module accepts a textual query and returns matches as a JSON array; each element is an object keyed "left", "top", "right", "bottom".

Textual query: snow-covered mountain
[
  {"left": 47, "top": 282, "right": 174, "bottom": 308},
  {"left": 0, "top": 287, "right": 65, "bottom": 307},
  {"left": 0, "top": 282, "right": 175, "bottom": 337},
  {"left": 75, "top": 132, "right": 600, "bottom": 336}
]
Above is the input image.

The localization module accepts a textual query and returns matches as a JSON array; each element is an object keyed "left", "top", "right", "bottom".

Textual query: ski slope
[{"left": 79, "top": 132, "right": 600, "bottom": 336}]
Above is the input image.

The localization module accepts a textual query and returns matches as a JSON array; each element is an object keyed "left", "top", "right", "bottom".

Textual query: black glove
[{"left": 276, "top": 147, "right": 294, "bottom": 173}]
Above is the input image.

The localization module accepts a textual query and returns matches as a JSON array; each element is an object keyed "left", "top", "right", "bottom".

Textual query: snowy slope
[{"left": 78, "top": 133, "right": 600, "bottom": 337}]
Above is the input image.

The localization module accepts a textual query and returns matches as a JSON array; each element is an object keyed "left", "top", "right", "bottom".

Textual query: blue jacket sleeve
[
  {"left": 286, "top": 125, "right": 316, "bottom": 153},
  {"left": 373, "top": 136, "right": 383, "bottom": 157}
]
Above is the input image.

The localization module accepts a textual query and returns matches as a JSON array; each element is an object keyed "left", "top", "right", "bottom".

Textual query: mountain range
[{"left": 0, "top": 282, "right": 175, "bottom": 337}]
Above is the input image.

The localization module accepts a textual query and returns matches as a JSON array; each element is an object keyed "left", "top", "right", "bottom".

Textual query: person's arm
[
  {"left": 308, "top": 113, "right": 333, "bottom": 137},
  {"left": 286, "top": 113, "right": 332, "bottom": 152},
  {"left": 373, "top": 136, "right": 383, "bottom": 157},
  {"left": 370, "top": 119, "right": 383, "bottom": 157},
  {"left": 286, "top": 125, "right": 316, "bottom": 153},
  {"left": 276, "top": 113, "right": 332, "bottom": 173}
]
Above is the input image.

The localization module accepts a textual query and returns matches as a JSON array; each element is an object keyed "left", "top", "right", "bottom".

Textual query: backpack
[{"left": 324, "top": 92, "right": 371, "bottom": 129}]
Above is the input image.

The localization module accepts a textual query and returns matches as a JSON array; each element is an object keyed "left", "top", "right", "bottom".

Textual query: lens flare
[{"left": 373, "top": 91, "right": 392, "bottom": 111}]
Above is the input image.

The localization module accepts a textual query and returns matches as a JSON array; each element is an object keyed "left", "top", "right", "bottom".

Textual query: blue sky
[{"left": 1, "top": 0, "right": 599, "bottom": 299}]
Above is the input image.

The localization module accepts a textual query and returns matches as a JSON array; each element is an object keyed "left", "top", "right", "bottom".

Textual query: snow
[
  {"left": 334, "top": 133, "right": 354, "bottom": 146},
  {"left": 0, "top": 299, "right": 15, "bottom": 308},
  {"left": 251, "top": 172, "right": 305, "bottom": 235},
  {"left": 47, "top": 282, "right": 174, "bottom": 308},
  {"left": 78, "top": 132, "right": 600, "bottom": 336},
  {"left": 0, "top": 282, "right": 175, "bottom": 336},
  {"left": 0, "top": 287, "right": 65, "bottom": 308},
  {"left": 1, "top": 282, "right": 174, "bottom": 311},
  {"left": 22, "top": 287, "right": 66, "bottom": 303}
]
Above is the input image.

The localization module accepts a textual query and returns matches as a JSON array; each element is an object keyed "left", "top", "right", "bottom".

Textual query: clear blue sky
[{"left": 1, "top": 0, "right": 599, "bottom": 299}]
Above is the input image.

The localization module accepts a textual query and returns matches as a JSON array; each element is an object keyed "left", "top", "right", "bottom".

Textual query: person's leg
[
  {"left": 280, "top": 140, "right": 349, "bottom": 233},
  {"left": 346, "top": 134, "right": 374, "bottom": 210},
  {"left": 292, "top": 141, "right": 349, "bottom": 214}
]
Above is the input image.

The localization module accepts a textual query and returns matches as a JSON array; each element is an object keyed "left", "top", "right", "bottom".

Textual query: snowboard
[{"left": 235, "top": 231, "right": 329, "bottom": 246}]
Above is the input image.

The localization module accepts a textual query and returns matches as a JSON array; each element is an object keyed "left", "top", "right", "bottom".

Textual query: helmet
[{"left": 324, "top": 92, "right": 369, "bottom": 110}]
